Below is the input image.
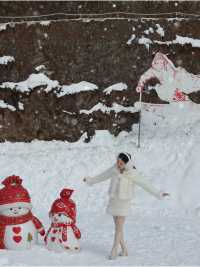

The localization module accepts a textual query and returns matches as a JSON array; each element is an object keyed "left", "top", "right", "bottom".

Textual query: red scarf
[
  {"left": 45, "top": 222, "right": 81, "bottom": 244},
  {"left": 0, "top": 212, "right": 43, "bottom": 249},
  {"left": 0, "top": 212, "right": 33, "bottom": 226}
]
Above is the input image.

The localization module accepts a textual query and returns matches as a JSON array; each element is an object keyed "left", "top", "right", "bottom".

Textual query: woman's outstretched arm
[
  {"left": 131, "top": 171, "right": 169, "bottom": 199},
  {"left": 84, "top": 165, "right": 116, "bottom": 186}
]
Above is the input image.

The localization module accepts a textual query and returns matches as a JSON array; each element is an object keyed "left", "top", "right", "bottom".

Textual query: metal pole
[{"left": 138, "top": 89, "right": 143, "bottom": 148}]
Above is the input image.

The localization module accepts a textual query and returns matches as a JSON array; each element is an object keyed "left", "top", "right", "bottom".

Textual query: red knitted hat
[
  {"left": 0, "top": 175, "right": 32, "bottom": 211},
  {"left": 50, "top": 188, "right": 76, "bottom": 222}
]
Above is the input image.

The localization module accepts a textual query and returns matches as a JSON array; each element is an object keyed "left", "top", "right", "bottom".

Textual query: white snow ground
[{"left": 0, "top": 101, "right": 200, "bottom": 265}]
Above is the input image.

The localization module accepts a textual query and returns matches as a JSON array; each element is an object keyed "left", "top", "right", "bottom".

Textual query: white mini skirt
[{"left": 106, "top": 197, "right": 131, "bottom": 216}]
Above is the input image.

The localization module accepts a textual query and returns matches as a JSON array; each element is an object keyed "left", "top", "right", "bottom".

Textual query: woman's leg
[
  {"left": 110, "top": 216, "right": 127, "bottom": 259},
  {"left": 119, "top": 219, "right": 128, "bottom": 256}
]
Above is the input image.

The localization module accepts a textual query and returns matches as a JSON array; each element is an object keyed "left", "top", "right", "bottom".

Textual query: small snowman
[
  {"left": 45, "top": 188, "right": 81, "bottom": 252},
  {"left": 0, "top": 175, "right": 45, "bottom": 250}
]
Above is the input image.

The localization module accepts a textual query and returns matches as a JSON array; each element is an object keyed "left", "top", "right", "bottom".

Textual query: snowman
[
  {"left": 136, "top": 52, "right": 200, "bottom": 102},
  {"left": 0, "top": 175, "right": 45, "bottom": 250},
  {"left": 45, "top": 188, "right": 81, "bottom": 252}
]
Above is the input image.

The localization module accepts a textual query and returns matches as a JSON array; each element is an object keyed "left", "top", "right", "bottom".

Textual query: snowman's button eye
[
  {"left": 58, "top": 214, "right": 61, "bottom": 217},
  {"left": 18, "top": 207, "right": 22, "bottom": 209},
  {"left": 10, "top": 208, "right": 13, "bottom": 211}
]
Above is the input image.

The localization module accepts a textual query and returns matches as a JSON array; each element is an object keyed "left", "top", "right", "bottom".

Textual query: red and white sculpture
[
  {"left": 0, "top": 175, "right": 45, "bottom": 250},
  {"left": 45, "top": 188, "right": 81, "bottom": 252},
  {"left": 136, "top": 52, "right": 200, "bottom": 102}
]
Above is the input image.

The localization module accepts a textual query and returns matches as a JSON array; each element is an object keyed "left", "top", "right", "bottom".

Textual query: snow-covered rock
[
  {"left": 0, "top": 23, "right": 8, "bottom": 32},
  {"left": 0, "top": 100, "right": 16, "bottom": 111},
  {"left": 40, "top": 21, "right": 51, "bottom": 26},
  {"left": 127, "top": 32, "right": 200, "bottom": 49},
  {"left": 0, "top": 56, "right": 15, "bottom": 65},
  {"left": 0, "top": 73, "right": 59, "bottom": 93},
  {"left": 80, "top": 102, "right": 138, "bottom": 114},
  {"left": 155, "top": 24, "right": 165, "bottom": 37},
  {"left": 103, "top": 83, "right": 128, "bottom": 94},
  {"left": 127, "top": 34, "right": 136, "bottom": 45},
  {"left": 57, "top": 81, "right": 98, "bottom": 97}
]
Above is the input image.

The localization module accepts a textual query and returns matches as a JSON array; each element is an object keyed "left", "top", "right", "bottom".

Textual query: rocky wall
[{"left": 0, "top": 1, "right": 200, "bottom": 142}]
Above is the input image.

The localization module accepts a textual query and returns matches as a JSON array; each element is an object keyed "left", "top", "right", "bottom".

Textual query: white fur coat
[{"left": 85, "top": 164, "right": 163, "bottom": 200}]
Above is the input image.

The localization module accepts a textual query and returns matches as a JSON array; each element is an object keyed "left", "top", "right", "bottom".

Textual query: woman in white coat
[{"left": 83, "top": 152, "right": 169, "bottom": 260}]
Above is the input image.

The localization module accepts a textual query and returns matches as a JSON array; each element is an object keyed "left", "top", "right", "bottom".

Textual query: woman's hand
[
  {"left": 162, "top": 192, "right": 170, "bottom": 197},
  {"left": 83, "top": 177, "right": 88, "bottom": 183},
  {"left": 83, "top": 176, "right": 92, "bottom": 185}
]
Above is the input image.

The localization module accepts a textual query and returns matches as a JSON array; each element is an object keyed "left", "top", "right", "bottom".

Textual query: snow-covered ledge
[
  {"left": 80, "top": 102, "right": 138, "bottom": 114},
  {"left": 0, "top": 56, "right": 15, "bottom": 65}
]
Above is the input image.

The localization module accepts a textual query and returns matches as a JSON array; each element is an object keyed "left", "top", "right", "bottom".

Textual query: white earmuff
[{"left": 124, "top": 152, "right": 131, "bottom": 161}]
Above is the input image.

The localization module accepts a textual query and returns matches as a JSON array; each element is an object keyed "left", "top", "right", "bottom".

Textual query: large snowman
[
  {"left": 0, "top": 175, "right": 45, "bottom": 250},
  {"left": 45, "top": 188, "right": 81, "bottom": 252},
  {"left": 136, "top": 52, "right": 200, "bottom": 102}
]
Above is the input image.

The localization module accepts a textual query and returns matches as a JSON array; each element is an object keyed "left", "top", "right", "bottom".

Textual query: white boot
[
  {"left": 108, "top": 247, "right": 118, "bottom": 260},
  {"left": 119, "top": 249, "right": 128, "bottom": 257}
]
